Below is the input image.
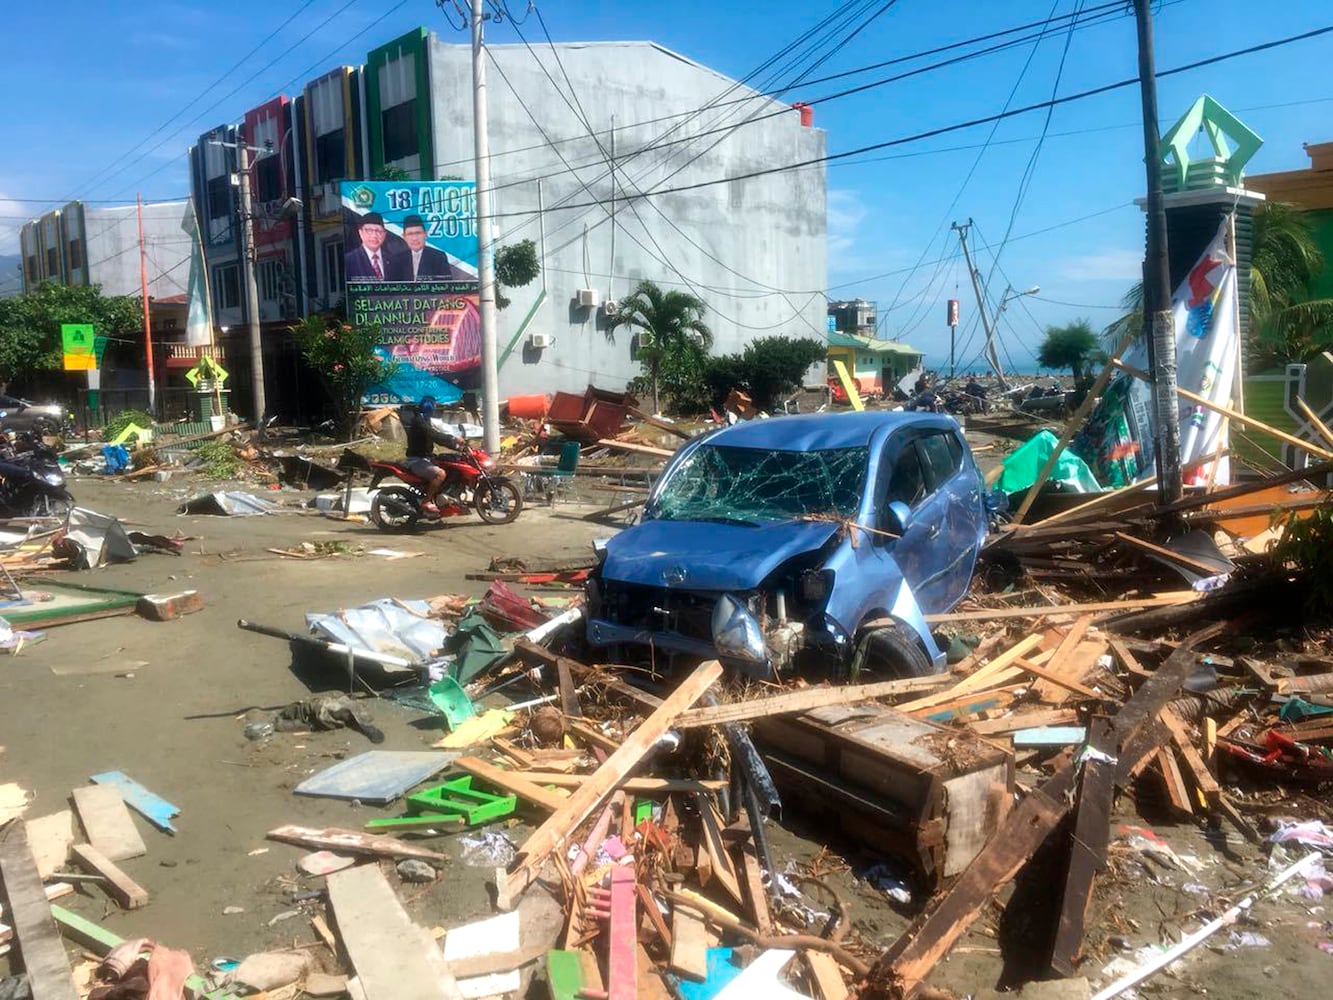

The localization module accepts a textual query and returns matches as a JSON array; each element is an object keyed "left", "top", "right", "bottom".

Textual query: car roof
[{"left": 701, "top": 411, "right": 958, "bottom": 452}]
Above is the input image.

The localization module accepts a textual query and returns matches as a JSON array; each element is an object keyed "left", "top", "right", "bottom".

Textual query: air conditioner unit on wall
[
  {"left": 601, "top": 300, "right": 618, "bottom": 318},
  {"left": 576, "top": 288, "right": 600, "bottom": 308},
  {"left": 529, "top": 332, "right": 551, "bottom": 349}
]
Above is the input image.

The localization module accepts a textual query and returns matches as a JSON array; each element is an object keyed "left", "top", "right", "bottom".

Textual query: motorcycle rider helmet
[{"left": 418, "top": 395, "right": 437, "bottom": 415}]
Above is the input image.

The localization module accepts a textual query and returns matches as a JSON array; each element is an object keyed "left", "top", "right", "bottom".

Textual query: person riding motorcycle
[{"left": 397, "top": 396, "right": 464, "bottom": 516}]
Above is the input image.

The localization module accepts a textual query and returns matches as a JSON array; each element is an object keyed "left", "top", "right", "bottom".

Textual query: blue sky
[{"left": 2, "top": 0, "right": 1330, "bottom": 368}]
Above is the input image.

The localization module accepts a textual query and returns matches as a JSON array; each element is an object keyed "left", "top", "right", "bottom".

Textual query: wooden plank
[
  {"left": 505, "top": 772, "right": 724, "bottom": 795},
  {"left": 325, "top": 864, "right": 455, "bottom": 1000},
  {"left": 607, "top": 866, "right": 637, "bottom": 1000},
  {"left": 1107, "top": 638, "right": 1152, "bottom": 679},
  {"left": 695, "top": 796, "right": 744, "bottom": 907},
  {"left": 674, "top": 676, "right": 947, "bottom": 729},
  {"left": 501, "top": 659, "right": 723, "bottom": 906},
  {"left": 637, "top": 942, "right": 673, "bottom": 1000},
  {"left": 1161, "top": 707, "right": 1221, "bottom": 805},
  {"left": 596, "top": 438, "right": 675, "bottom": 459},
  {"left": 923, "top": 595, "right": 1195, "bottom": 623},
  {"left": 894, "top": 635, "right": 1045, "bottom": 713},
  {"left": 805, "top": 950, "right": 850, "bottom": 1000},
  {"left": 0, "top": 821, "right": 79, "bottom": 1000},
  {"left": 1049, "top": 718, "right": 1116, "bottom": 977},
  {"left": 69, "top": 844, "right": 147, "bottom": 910},
  {"left": 451, "top": 757, "right": 569, "bottom": 812},
  {"left": 670, "top": 904, "right": 709, "bottom": 982},
  {"left": 1030, "top": 617, "right": 1094, "bottom": 704},
  {"left": 266, "top": 826, "right": 449, "bottom": 864},
  {"left": 556, "top": 658, "right": 583, "bottom": 718},
  {"left": 630, "top": 406, "right": 693, "bottom": 440},
  {"left": 24, "top": 813, "right": 74, "bottom": 880},
  {"left": 1296, "top": 396, "right": 1333, "bottom": 449},
  {"left": 71, "top": 786, "right": 146, "bottom": 861},
  {"left": 970, "top": 709, "right": 1079, "bottom": 736},
  {"left": 1013, "top": 658, "right": 1104, "bottom": 702},
  {"left": 567, "top": 720, "right": 620, "bottom": 754},
  {"left": 1113, "top": 532, "right": 1226, "bottom": 577},
  {"left": 739, "top": 843, "right": 774, "bottom": 937},
  {"left": 1156, "top": 749, "right": 1194, "bottom": 815}
]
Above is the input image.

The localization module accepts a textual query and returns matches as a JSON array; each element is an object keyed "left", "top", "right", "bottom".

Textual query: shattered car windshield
[{"left": 650, "top": 445, "right": 868, "bottom": 525}]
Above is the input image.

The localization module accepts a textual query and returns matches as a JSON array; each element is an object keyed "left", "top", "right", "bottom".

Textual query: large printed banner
[
  {"left": 341, "top": 180, "right": 480, "bottom": 404},
  {"left": 1077, "top": 220, "right": 1238, "bottom": 489}
]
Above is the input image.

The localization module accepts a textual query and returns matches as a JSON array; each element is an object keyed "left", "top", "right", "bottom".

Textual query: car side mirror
[{"left": 882, "top": 500, "right": 912, "bottom": 537}]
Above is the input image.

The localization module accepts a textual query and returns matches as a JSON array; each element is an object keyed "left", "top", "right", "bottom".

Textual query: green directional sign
[{"left": 61, "top": 323, "right": 96, "bottom": 371}]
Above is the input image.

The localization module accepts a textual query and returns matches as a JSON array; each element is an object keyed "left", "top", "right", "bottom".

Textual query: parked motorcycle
[
  {"left": 0, "top": 431, "right": 74, "bottom": 518},
  {"left": 367, "top": 440, "right": 522, "bottom": 532}
]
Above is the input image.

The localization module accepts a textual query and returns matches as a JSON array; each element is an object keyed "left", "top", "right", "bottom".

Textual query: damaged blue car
[{"left": 586, "top": 411, "right": 988, "bottom": 678}]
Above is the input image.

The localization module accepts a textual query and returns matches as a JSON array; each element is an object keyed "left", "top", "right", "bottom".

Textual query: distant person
[
  {"left": 346, "top": 213, "right": 408, "bottom": 281},
  {"left": 965, "top": 376, "right": 986, "bottom": 399},
  {"left": 401, "top": 214, "right": 467, "bottom": 281}
]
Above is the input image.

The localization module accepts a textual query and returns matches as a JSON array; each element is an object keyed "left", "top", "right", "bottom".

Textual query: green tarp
[{"left": 999, "top": 429, "right": 1101, "bottom": 495}]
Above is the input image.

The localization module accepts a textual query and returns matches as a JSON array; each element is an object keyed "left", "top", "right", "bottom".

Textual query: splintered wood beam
[
  {"left": 0, "top": 822, "right": 79, "bottom": 1000},
  {"left": 500, "top": 660, "right": 723, "bottom": 906},
  {"left": 1049, "top": 718, "right": 1116, "bottom": 977},
  {"left": 870, "top": 632, "right": 1217, "bottom": 999}
]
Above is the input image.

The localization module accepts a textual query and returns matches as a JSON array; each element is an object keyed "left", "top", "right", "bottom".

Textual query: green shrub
[{"left": 103, "top": 408, "right": 154, "bottom": 441}]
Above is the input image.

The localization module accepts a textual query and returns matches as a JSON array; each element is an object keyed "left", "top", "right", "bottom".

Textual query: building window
[
  {"left": 322, "top": 239, "right": 345, "bottom": 298},
  {"left": 45, "top": 248, "right": 58, "bottom": 276},
  {"left": 255, "top": 154, "right": 282, "bottom": 204},
  {"left": 214, "top": 263, "right": 240, "bottom": 310},
  {"left": 67, "top": 238, "right": 82, "bottom": 270},
  {"left": 207, "top": 175, "right": 231, "bottom": 220},
  {"left": 382, "top": 100, "right": 418, "bottom": 164},
  {"left": 257, "top": 259, "right": 283, "bottom": 303},
  {"left": 316, "top": 129, "right": 347, "bottom": 184},
  {"left": 26, "top": 256, "right": 38, "bottom": 282}
]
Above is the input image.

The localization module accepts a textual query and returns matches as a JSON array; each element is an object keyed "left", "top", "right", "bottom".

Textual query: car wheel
[{"left": 858, "top": 623, "right": 935, "bottom": 679}]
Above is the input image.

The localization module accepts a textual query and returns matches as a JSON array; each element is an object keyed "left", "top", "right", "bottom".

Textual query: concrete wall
[
  {"left": 81, "top": 201, "right": 193, "bottom": 299},
  {"left": 426, "top": 39, "right": 827, "bottom": 396},
  {"left": 19, "top": 200, "right": 192, "bottom": 299}
]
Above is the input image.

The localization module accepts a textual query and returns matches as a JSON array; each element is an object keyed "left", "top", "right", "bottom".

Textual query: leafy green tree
[
  {"left": 494, "top": 239, "right": 540, "bottom": 310},
  {"left": 294, "top": 316, "right": 396, "bottom": 440},
  {"left": 611, "top": 280, "right": 713, "bottom": 412},
  {"left": 0, "top": 283, "right": 141, "bottom": 388},
  {"left": 1105, "top": 202, "right": 1333, "bottom": 364},
  {"left": 727, "top": 336, "right": 827, "bottom": 411},
  {"left": 1038, "top": 319, "right": 1100, "bottom": 381}
]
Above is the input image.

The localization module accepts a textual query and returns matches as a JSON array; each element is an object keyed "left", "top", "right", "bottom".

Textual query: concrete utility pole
[
  {"left": 1134, "top": 0, "right": 1182, "bottom": 504},
  {"left": 236, "top": 143, "right": 267, "bottom": 426},
  {"left": 471, "top": 0, "right": 501, "bottom": 454},
  {"left": 135, "top": 193, "right": 157, "bottom": 417},
  {"left": 952, "top": 220, "right": 1008, "bottom": 391}
]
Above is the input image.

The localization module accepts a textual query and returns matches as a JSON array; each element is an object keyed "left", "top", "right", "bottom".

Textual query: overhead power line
[{"left": 480, "top": 23, "right": 1333, "bottom": 224}]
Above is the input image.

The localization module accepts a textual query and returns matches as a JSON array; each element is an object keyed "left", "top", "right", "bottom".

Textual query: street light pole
[
  {"left": 471, "top": 0, "right": 501, "bottom": 454},
  {"left": 236, "top": 142, "right": 266, "bottom": 426},
  {"left": 1134, "top": 0, "right": 1182, "bottom": 504}
]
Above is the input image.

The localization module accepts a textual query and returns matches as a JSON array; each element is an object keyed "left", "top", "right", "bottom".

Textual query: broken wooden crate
[{"left": 753, "top": 701, "right": 1013, "bottom": 886}]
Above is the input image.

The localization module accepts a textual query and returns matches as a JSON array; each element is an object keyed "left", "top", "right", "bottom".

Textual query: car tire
[{"left": 859, "top": 623, "right": 935, "bottom": 679}]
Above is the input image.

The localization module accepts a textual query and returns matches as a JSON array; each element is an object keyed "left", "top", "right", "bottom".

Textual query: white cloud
[
  {"left": 827, "top": 188, "right": 870, "bottom": 275},
  {"left": 1058, "top": 249, "right": 1143, "bottom": 282},
  {"left": 0, "top": 194, "right": 30, "bottom": 255}
]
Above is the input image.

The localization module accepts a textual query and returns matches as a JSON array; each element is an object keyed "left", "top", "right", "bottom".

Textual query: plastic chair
[{"left": 525, "top": 440, "right": 581, "bottom": 504}]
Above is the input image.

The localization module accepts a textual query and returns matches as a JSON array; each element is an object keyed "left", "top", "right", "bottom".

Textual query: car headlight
[{"left": 711, "top": 593, "right": 767, "bottom": 664}]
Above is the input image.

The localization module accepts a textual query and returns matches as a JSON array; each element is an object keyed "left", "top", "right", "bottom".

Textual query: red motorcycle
[{"left": 367, "top": 441, "right": 523, "bottom": 532}]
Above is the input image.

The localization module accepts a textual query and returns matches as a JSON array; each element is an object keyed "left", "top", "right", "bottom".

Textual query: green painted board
[
  {"left": 364, "top": 813, "right": 465, "bottom": 830},
  {"left": 546, "top": 949, "right": 587, "bottom": 1000}
]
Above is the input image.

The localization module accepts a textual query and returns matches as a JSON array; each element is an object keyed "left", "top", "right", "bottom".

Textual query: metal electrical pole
[
  {"left": 952, "top": 220, "right": 1008, "bottom": 391},
  {"left": 1134, "top": 0, "right": 1182, "bottom": 504},
  {"left": 471, "top": 0, "right": 501, "bottom": 454},
  {"left": 236, "top": 143, "right": 267, "bottom": 426},
  {"left": 135, "top": 193, "right": 157, "bottom": 417}
]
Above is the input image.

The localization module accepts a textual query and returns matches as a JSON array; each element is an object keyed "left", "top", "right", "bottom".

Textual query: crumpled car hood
[{"left": 600, "top": 519, "right": 841, "bottom": 591}]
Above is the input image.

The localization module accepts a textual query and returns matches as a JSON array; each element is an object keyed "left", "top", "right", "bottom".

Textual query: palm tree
[
  {"left": 1103, "top": 202, "right": 1333, "bottom": 364},
  {"left": 611, "top": 280, "right": 713, "bottom": 412}
]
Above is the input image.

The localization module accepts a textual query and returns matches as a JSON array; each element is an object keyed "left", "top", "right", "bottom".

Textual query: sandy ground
[{"left": 0, "top": 470, "right": 1327, "bottom": 997}]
